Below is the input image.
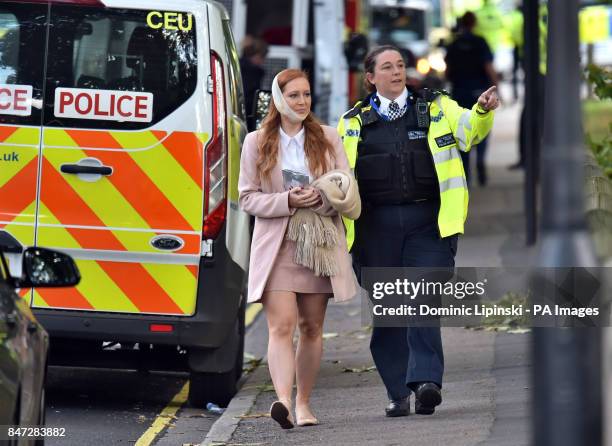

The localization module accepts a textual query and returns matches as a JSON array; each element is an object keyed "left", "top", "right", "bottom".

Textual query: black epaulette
[
  {"left": 343, "top": 102, "right": 362, "bottom": 119},
  {"left": 360, "top": 107, "right": 379, "bottom": 126},
  {"left": 342, "top": 98, "right": 379, "bottom": 126},
  {"left": 419, "top": 88, "right": 450, "bottom": 102}
]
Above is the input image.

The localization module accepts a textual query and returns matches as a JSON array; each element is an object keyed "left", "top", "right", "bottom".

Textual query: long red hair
[{"left": 256, "top": 69, "right": 335, "bottom": 180}]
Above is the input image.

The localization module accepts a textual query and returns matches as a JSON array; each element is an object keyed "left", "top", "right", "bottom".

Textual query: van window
[
  {"left": 45, "top": 6, "right": 197, "bottom": 130},
  {"left": 0, "top": 4, "right": 47, "bottom": 126},
  {"left": 222, "top": 20, "right": 245, "bottom": 120}
]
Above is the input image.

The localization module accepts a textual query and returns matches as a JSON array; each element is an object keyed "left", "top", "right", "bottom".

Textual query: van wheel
[
  {"left": 188, "top": 299, "right": 245, "bottom": 408},
  {"left": 189, "top": 370, "right": 237, "bottom": 408},
  {"left": 234, "top": 295, "right": 246, "bottom": 381}
]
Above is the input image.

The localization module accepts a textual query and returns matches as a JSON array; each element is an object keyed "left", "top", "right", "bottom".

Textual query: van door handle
[{"left": 60, "top": 164, "right": 113, "bottom": 176}]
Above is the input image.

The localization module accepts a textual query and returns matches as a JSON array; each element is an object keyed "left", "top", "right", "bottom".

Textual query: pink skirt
[{"left": 264, "top": 238, "right": 333, "bottom": 294}]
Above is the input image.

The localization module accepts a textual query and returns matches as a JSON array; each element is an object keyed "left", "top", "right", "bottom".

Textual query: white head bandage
[{"left": 271, "top": 74, "right": 308, "bottom": 123}]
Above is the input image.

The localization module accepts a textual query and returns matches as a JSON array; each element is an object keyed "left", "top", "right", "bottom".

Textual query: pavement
[{"left": 201, "top": 99, "right": 534, "bottom": 446}]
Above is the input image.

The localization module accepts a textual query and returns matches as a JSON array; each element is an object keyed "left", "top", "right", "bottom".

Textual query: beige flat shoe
[
  {"left": 270, "top": 401, "right": 294, "bottom": 429},
  {"left": 296, "top": 416, "right": 319, "bottom": 427},
  {"left": 295, "top": 406, "right": 319, "bottom": 426}
]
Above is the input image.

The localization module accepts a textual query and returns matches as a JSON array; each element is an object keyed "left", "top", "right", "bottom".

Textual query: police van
[{"left": 0, "top": 0, "right": 250, "bottom": 406}]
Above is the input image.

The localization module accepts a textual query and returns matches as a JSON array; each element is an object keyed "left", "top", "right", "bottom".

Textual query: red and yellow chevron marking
[
  {"left": 0, "top": 125, "right": 40, "bottom": 248},
  {"left": 40, "top": 129, "right": 205, "bottom": 235},
  {"left": 1, "top": 125, "right": 207, "bottom": 315},
  {"left": 33, "top": 203, "right": 198, "bottom": 314},
  {"left": 32, "top": 259, "right": 198, "bottom": 314}
]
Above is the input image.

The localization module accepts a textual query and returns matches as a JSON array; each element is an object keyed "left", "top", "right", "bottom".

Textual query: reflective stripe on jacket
[{"left": 337, "top": 92, "right": 494, "bottom": 251}]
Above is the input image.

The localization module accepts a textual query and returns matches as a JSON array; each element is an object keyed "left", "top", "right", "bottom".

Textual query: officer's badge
[
  {"left": 407, "top": 130, "right": 427, "bottom": 140},
  {"left": 434, "top": 133, "right": 456, "bottom": 148}
]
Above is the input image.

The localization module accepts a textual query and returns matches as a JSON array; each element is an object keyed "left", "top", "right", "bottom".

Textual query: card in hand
[{"left": 282, "top": 169, "right": 310, "bottom": 190}]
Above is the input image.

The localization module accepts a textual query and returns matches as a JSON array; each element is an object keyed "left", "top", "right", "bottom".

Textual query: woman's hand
[
  {"left": 477, "top": 86, "right": 500, "bottom": 111},
  {"left": 288, "top": 187, "right": 321, "bottom": 208}
]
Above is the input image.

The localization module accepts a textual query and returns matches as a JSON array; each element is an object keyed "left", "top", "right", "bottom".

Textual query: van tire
[
  {"left": 189, "top": 370, "right": 236, "bottom": 408},
  {"left": 188, "top": 299, "right": 245, "bottom": 408},
  {"left": 234, "top": 295, "right": 246, "bottom": 381}
]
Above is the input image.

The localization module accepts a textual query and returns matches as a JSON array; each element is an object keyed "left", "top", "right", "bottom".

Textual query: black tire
[
  {"left": 234, "top": 295, "right": 246, "bottom": 381},
  {"left": 188, "top": 298, "right": 245, "bottom": 408},
  {"left": 189, "top": 370, "right": 237, "bottom": 408}
]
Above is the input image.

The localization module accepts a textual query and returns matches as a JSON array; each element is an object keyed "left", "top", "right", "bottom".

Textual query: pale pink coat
[{"left": 238, "top": 125, "right": 358, "bottom": 304}]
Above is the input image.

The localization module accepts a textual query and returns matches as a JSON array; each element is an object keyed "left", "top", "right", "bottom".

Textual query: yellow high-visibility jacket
[{"left": 337, "top": 91, "right": 494, "bottom": 251}]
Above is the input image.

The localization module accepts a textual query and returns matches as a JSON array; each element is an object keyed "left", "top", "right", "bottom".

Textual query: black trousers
[{"left": 353, "top": 200, "right": 457, "bottom": 400}]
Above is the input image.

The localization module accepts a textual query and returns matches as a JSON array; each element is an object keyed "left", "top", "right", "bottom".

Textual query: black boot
[
  {"left": 414, "top": 383, "right": 442, "bottom": 415},
  {"left": 385, "top": 397, "right": 410, "bottom": 417}
]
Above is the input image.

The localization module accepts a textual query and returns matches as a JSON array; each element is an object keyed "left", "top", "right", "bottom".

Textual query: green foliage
[
  {"left": 584, "top": 64, "right": 612, "bottom": 179},
  {"left": 586, "top": 64, "right": 612, "bottom": 100},
  {"left": 587, "top": 131, "right": 612, "bottom": 179}
]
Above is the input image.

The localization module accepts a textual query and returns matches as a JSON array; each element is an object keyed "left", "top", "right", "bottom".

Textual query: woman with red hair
[{"left": 238, "top": 69, "right": 358, "bottom": 428}]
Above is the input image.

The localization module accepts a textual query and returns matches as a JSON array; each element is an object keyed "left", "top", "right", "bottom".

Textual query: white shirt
[
  {"left": 377, "top": 87, "right": 409, "bottom": 116},
  {"left": 279, "top": 126, "right": 311, "bottom": 180}
]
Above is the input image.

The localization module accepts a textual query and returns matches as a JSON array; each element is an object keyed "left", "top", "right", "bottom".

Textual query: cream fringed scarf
[{"left": 286, "top": 170, "right": 361, "bottom": 277}]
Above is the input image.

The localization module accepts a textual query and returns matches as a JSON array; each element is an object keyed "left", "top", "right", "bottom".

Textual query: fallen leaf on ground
[
  {"left": 236, "top": 412, "right": 271, "bottom": 419},
  {"left": 508, "top": 328, "right": 531, "bottom": 334},
  {"left": 243, "top": 352, "right": 258, "bottom": 361},
  {"left": 343, "top": 365, "right": 376, "bottom": 373},
  {"left": 159, "top": 414, "right": 178, "bottom": 420},
  {"left": 255, "top": 383, "right": 276, "bottom": 392},
  {"left": 227, "top": 443, "right": 268, "bottom": 446}
]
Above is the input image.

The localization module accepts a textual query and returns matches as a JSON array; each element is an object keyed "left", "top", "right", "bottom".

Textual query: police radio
[{"left": 415, "top": 98, "right": 430, "bottom": 129}]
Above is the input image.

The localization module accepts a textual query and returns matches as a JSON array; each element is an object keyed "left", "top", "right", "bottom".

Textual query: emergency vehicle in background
[
  {"left": 367, "top": 0, "right": 448, "bottom": 83},
  {"left": 0, "top": 0, "right": 250, "bottom": 406},
  {"left": 229, "top": 0, "right": 349, "bottom": 126}
]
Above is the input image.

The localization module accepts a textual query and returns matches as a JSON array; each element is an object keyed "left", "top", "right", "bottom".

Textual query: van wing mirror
[
  {"left": 17, "top": 247, "right": 81, "bottom": 288},
  {"left": 254, "top": 89, "right": 271, "bottom": 130}
]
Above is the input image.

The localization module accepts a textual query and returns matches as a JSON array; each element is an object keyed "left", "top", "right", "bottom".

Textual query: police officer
[
  {"left": 338, "top": 45, "right": 498, "bottom": 417},
  {"left": 445, "top": 12, "right": 498, "bottom": 186}
]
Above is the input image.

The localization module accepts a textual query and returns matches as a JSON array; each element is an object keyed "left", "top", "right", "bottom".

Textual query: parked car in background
[{"left": 0, "top": 231, "right": 80, "bottom": 445}]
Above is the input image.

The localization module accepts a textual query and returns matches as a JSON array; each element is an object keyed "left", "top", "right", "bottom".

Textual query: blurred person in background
[
  {"left": 506, "top": 3, "right": 524, "bottom": 103},
  {"left": 474, "top": 0, "right": 505, "bottom": 54},
  {"left": 240, "top": 36, "right": 269, "bottom": 131},
  {"left": 445, "top": 12, "right": 499, "bottom": 186}
]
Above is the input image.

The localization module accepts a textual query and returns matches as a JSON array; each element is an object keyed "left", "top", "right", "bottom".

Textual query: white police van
[{"left": 0, "top": 0, "right": 251, "bottom": 406}]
